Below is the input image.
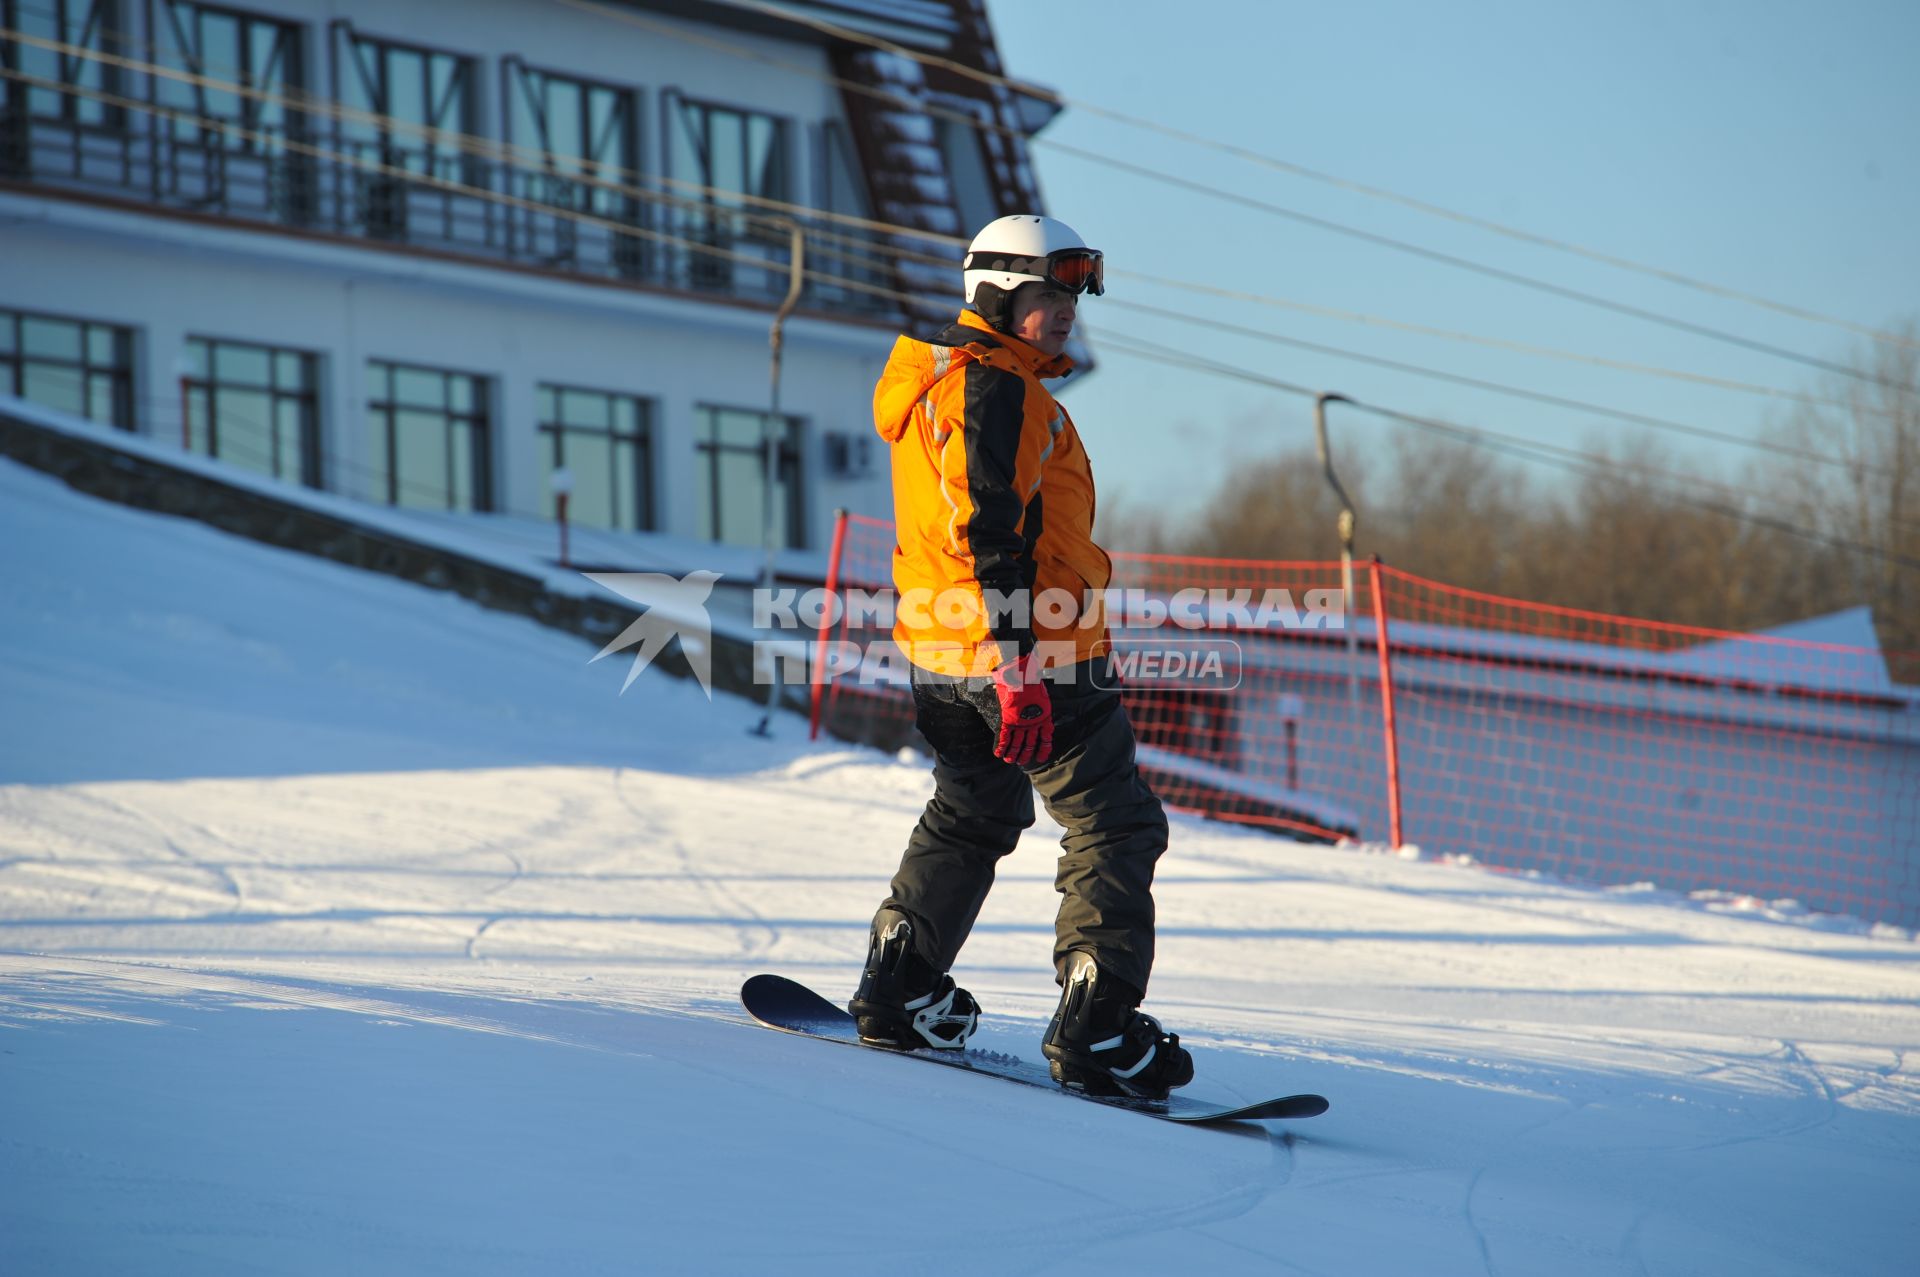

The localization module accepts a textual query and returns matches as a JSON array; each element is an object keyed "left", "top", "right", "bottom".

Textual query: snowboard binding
[
  {"left": 1042, "top": 952, "right": 1194, "bottom": 1101},
  {"left": 847, "top": 907, "right": 980, "bottom": 1050}
]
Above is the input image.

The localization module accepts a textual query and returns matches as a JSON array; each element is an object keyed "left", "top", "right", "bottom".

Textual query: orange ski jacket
[{"left": 873, "top": 310, "right": 1113, "bottom": 677}]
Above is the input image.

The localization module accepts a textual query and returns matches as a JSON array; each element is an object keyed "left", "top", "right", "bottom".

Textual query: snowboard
[{"left": 741, "top": 974, "right": 1329, "bottom": 1126}]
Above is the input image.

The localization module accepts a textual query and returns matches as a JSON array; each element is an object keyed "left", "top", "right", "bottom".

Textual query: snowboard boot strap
[
  {"left": 1042, "top": 951, "right": 1194, "bottom": 1099},
  {"left": 848, "top": 908, "right": 979, "bottom": 1050}
]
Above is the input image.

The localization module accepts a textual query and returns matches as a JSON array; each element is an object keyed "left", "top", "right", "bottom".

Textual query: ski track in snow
[
  {"left": 456, "top": 787, "right": 585, "bottom": 960},
  {"left": 611, "top": 765, "right": 782, "bottom": 961}
]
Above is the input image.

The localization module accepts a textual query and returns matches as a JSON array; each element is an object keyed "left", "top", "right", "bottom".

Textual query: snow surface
[{"left": 3, "top": 455, "right": 1918, "bottom": 1275}]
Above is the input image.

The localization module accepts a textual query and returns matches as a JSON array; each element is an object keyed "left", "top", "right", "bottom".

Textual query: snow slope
[{"left": 2, "top": 455, "right": 1918, "bottom": 1276}]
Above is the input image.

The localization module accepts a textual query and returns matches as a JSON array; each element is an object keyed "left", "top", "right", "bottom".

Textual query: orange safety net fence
[{"left": 809, "top": 513, "right": 1920, "bottom": 930}]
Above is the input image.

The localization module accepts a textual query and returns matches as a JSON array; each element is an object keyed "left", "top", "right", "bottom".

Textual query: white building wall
[{"left": 0, "top": 194, "right": 899, "bottom": 548}]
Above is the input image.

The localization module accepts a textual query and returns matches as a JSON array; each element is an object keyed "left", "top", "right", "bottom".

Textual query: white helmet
[{"left": 963, "top": 214, "right": 1104, "bottom": 330}]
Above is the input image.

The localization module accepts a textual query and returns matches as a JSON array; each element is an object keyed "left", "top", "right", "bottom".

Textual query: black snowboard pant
[{"left": 880, "top": 655, "right": 1170, "bottom": 997}]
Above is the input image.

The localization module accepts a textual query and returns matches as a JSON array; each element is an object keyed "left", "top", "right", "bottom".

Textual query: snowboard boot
[
  {"left": 846, "top": 907, "right": 980, "bottom": 1050},
  {"left": 1042, "top": 951, "right": 1194, "bottom": 1099}
]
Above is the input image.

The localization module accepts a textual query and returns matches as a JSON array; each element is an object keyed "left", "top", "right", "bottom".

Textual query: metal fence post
[
  {"left": 809, "top": 508, "right": 851, "bottom": 741},
  {"left": 1368, "top": 556, "right": 1406, "bottom": 849},
  {"left": 752, "top": 218, "right": 807, "bottom": 737}
]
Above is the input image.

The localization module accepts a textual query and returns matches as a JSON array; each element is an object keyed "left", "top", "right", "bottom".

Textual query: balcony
[{"left": 0, "top": 104, "right": 914, "bottom": 320}]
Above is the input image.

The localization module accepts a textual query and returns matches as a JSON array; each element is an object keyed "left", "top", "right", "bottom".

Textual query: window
[
  {"left": 335, "top": 29, "right": 476, "bottom": 237},
  {"left": 666, "top": 95, "right": 791, "bottom": 291},
  {"left": 506, "top": 63, "right": 639, "bottom": 214},
  {"left": 934, "top": 111, "right": 999, "bottom": 238},
  {"left": 695, "top": 406, "right": 803, "bottom": 550},
  {"left": 668, "top": 98, "right": 790, "bottom": 205},
  {"left": 817, "top": 121, "right": 868, "bottom": 220},
  {"left": 504, "top": 62, "right": 642, "bottom": 273},
  {"left": 0, "top": 0, "right": 124, "bottom": 129},
  {"left": 152, "top": 3, "right": 310, "bottom": 217},
  {"left": 0, "top": 307, "right": 134, "bottom": 430},
  {"left": 810, "top": 120, "right": 889, "bottom": 306},
  {"left": 366, "top": 360, "right": 491, "bottom": 511},
  {"left": 537, "top": 384, "right": 654, "bottom": 532},
  {"left": 337, "top": 30, "right": 473, "bottom": 163},
  {"left": 154, "top": 4, "right": 304, "bottom": 146},
  {"left": 182, "top": 336, "right": 320, "bottom": 486}
]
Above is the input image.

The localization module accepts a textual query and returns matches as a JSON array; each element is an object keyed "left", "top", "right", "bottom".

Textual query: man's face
[{"left": 1009, "top": 283, "right": 1078, "bottom": 356}]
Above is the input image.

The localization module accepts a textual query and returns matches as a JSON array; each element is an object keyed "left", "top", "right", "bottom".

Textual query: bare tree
[
  {"left": 1368, "top": 429, "right": 1534, "bottom": 594},
  {"left": 1094, "top": 489, "right": 1178, "bottom": 555},
  {"left": 1159, "top": 326, "right": 1918, "bottom": 682},
  {"left": 1522, "top": 433, "right": 1761, "bottom": 626},
  {"left": 1762, "top": 322, "right": 1920, "bottom": 667},
  {"left": 1174, "top": 441, "right": 1375, "bottom": 562}
]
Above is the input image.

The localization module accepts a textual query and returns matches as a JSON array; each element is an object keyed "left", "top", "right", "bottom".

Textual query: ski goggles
[
  {"left": 1043, "top": 248, "right": 1104, "bottom": 296},
  {"left": 964, "top": 247, "right": 1106, "bottom": 297}
]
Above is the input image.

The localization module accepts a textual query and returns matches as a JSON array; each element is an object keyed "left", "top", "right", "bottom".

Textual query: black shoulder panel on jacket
[{"left": 933, "top": 322, "right": 1002, "bottom": 351}]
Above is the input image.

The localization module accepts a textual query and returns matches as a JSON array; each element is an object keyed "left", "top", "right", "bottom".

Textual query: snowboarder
[{"left": 849, "top": 214, "right": 1194, "bottom": 1099}]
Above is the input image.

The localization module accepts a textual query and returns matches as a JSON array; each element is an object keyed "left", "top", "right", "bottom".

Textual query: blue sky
[{"left": 987, "top": 0, "right": 1919, "bottom": 519}]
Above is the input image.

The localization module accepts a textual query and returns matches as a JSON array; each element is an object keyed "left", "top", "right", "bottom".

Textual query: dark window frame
[
  {"left": 664, "top": 91, "right": 792, "bottom": 202},
  {"left": 365, "top": 358, "right": 493, "bottom": 512},
  {"left": 0, "top": 305, "right": 136, "bottom": 430},
  {"left": 500, "top": 57, "right": 646, "bottom": 273},
  {"left": 0, "top": 0, "right": 127, "bottom": 129},
  {"left": 182, "top": 333, "right": 321, "bottom": 486},
  {"left": 503, "top": 58, "right": 642, "bottom": 191},
  {"left": 147, "top": 0, "right": 307, "bottom": 146},
  {"left": 810, "top": 117, "right": 891, "bottom": 303},
  {"left": 145, "top": 1, "right": 314, "bottom": 220},
  {"left": 329, "top": 21, "right": 482, "bottom": 240},
  {"left": 662, "top": 89, "right": 795, "bottom": 290},
  {"left": 814, "top": 118, "right": 869, "bottom": 219},
  {"left": 928, "top": 95, "right": 1000, "bottom": 236},
  {"left": 332, "top": 23, "right": 480, "bottom": 193},
  {"left": 536, "top": 382, "right": 656, "bottom": 533},
  {"left": 334, "top": 24, "right": 477, "bottom": 152},
  {"left": 693, "top": 403, "right": 805, "bottom": 550}
]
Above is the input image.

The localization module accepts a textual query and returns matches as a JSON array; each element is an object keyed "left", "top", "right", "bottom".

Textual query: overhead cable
[{"left": 698, "top": 0, "right": 1919, "bottom": 354}]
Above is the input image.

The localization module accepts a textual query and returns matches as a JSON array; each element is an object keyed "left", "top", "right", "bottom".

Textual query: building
[{"left": 0, "top": 0, "right": 1060, "bottom": 555}]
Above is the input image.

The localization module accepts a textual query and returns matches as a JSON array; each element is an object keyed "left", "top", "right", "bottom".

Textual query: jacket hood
[{"left": 873, "top": 311, "right": 1074, "bottom": 443}]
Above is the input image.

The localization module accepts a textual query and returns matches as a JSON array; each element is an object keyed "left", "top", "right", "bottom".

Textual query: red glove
[{"left": 991, "top": 652, "right": 1054, "bottom": 766}]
